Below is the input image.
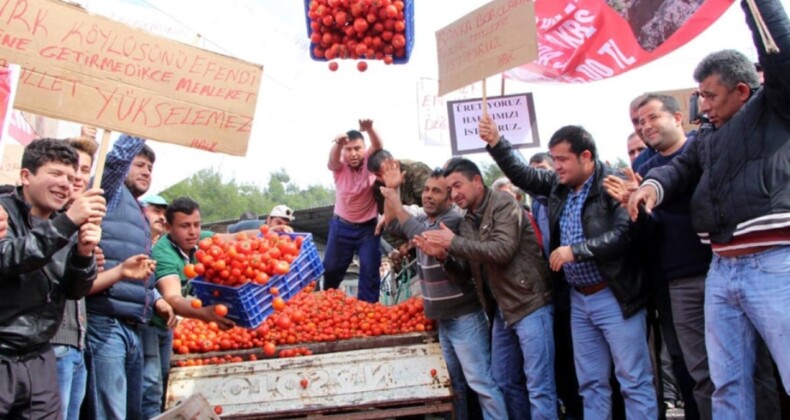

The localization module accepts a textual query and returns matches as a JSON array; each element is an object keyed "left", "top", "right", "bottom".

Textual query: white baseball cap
[{"left": 269, "top": 204, "right": 294, "bottom": 221}]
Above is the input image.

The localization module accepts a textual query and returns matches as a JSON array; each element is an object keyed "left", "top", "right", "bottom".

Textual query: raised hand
[
  {"left": 627, "top": 185, "right": 658, "bottom": 222},
  {"left": 358, "top": 119, "right": 374, "bottom": 132},
  {"left": 604, "top": 168, "right": 642, "bottom": 207},
  {"left": 381, "top": 159, "right": 405, "bottom": 188},
  {"left": 66, "top": 188, "right": 106, "bottom": 225},
  {"left": 411, "top": 235, "right": 447, "bottom": 259},
  {"left": 478, "top": 115, "right": 501, "bottom": 146},
  {"left": 120, "top": 254, "right": 156, "bottom": 280}
]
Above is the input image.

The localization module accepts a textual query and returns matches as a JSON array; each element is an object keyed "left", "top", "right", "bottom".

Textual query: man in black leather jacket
[
  {"left": 480, "top": 120, "right": 656, "bottom": 418},
  {"left": 0, "top": 139, "right": 103, "bottom": 419}
]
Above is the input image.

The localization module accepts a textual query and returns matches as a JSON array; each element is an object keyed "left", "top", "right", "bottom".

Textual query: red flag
[{"left": 505, "top": 0, "right": 734, "bottom": 83}]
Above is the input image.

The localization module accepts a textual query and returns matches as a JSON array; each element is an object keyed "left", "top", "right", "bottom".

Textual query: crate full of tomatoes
[
  {"left": 187, "top": 228, "right": 323, "bottom": 328},
  {"left": 305, "top": 0, "right": 415, "bottom": 65}
]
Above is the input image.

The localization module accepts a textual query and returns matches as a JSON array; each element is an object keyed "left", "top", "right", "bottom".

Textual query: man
[
  {"left": 323, "top": 119, "right": 383, "bottom": 303},
  {"left": 0, "top": 139, "right": 103, "bottom": 418},
  {"left": 368, "top": 149, "right": 432, "bottom": 215},
  {"left": 142, "top": 195, "right": 168, "bottom": 244},
  {"left": 265, "top": 204, "right": 295, "bottom": 233},
  {"left": 421, "top": 158, "right": 556, "bottom": 419},
  {"left": 87, "top": 137, "right": 175, "bottom": 419},
  {"left": 627, "top": 132, "right": 647, "bottom": 165},
  {"left": 381, "top": 165, "right": 507, "bottom": 420},
  {"left": 491, "top": 177, "right": 526, "bottom": 205},
  {"left": 143, "top": 197, "right": 236, "bottom": 418},
  {"left": 629, "top": 94, "right": 658, "bottom": 171},
  {"left": 481, "top": 119, "right": 657, "bottom": 418},
  {"left": 629, "top": 0, "right": 790, "bottom": 416},
  {"left": 528, "top": 153, "right": 554, "bottom": 258}
]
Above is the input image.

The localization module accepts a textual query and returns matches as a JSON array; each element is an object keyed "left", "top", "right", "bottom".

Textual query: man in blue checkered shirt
[{"left": 480, "top": 120, "right": 657, "bottom": 419}]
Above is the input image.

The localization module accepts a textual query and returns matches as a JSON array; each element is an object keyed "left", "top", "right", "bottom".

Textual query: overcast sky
[{"left": 58, "top": 0, "right": 782, "bottom": 202}]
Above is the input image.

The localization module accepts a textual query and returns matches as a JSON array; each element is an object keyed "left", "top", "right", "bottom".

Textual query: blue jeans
[
  {"left": 87, "top": 314, "right": 144, "bottom": 420},
  {"left": 492, "top": 305, "right": 556, "bottom": 420},
  {"left": 141, "top": 324, "right": 173, "bottom": 419},
  {"left": 571, "top": 287, "right": 657, "bottom": 419},
  {"left": 439, "top": 310, "right": 507, "bottom": 420},
  {"left": 54, "top": 344, "right": 88, "bottom": 420},
  {"left": 705, "top": 246, "right": 790, "bottom": 419},
  {"left": 322, "top": 216, "right": 381, "bottom": 303}
]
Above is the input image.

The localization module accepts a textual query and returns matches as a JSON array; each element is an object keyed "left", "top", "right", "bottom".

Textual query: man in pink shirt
[{"left": 323, "top": 119, "right": 383, "bottom": 303}]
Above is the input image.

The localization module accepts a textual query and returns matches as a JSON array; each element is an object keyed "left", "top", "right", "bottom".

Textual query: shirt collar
[{"left": 166, "top": 234, "right": 194, "bottom": 262}]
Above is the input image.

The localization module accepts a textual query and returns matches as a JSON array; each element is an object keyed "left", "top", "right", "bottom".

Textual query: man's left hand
[
  {"left": 359, "top": 119, "right": 374, "bottom": 132},
  {"left": 77, "top": 222, "right": 102, "bottom": 257},
  {"left": 155, "top": 298, "right": 177, "bottom": 328},
  {"left": 420, "top": 222, "right": 455, "bottom": 250},
  {"left": 549, "top": 246, "right": 574, "bottom": 271}
]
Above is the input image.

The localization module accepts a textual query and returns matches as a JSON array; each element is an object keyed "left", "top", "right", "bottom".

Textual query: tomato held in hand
[{"left": 214, "top": 304, "right": 229, "bottom": 317}]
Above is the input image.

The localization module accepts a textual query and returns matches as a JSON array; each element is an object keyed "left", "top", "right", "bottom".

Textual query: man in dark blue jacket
[
  {"left": 630, "top": 0, "right": 790, "bottom": 416},
  {"left": 86, "top": 136, "right": 175, "bottom": 419},
  {"left": 0, "top": 139, "right": 102, "bottom": 418}
]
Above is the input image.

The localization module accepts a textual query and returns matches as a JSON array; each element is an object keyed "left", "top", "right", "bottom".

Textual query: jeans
[
  {"left": 705, "top": 246, "right": 790, "bottom": 419},
  {"left": 140, "top": 324, "right": 173, "bottom": 419},
  {"left": 439, "top": 310, "right": 507, "bottom": 420},
  {"left": 54, "top": 344, "right": 88, "bottom": 420},
  {"left": 322, "top": 216, "right": 381, "bottom": 303},
  {"left": 87, "top": 314, "right": 144, "bottom": 420},
  {"left": 571, "top": 287, "right": 657, "bottom": 419},
  {"left": 492, "top": 305, "right": 556, "bottom": 420}
]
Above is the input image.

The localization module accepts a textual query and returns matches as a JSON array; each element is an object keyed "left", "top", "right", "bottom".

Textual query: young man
[
  {"left": 143, "top": 197, "right": 235, "bottom": 418},
  {"left": 630, "top": 0, "right": 790, "bottom": 415},
  {"left": 0, "top": 139, "right": 103, "bottom": 419},
  {"left": 323, "top": 119, "right": 383, "bottom": 303},
  {"left": 421, "top": 158, "right": 556, "bottom": 419},
  {"left": 381, "top": 166, "right": 508, "bottom": 420},
  {"left": 481, "top": 120, "right": 657, "bottom": 418},
  {"left": 86, "top": 137, "right": 175, "bottom": 419}
]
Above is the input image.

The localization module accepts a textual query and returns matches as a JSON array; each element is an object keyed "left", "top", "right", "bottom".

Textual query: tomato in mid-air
[
  {"left": 272, "top": 297, "right": 286, "bottom": 312},
  {"left": 191, "top": 299, "right": 202, "bottom": 309},
  {"left": 357, "top": 61, "right": 368, "bottom": 72},
  {"left": 183, "top": 264, "right": 197, "bottom": 279}
]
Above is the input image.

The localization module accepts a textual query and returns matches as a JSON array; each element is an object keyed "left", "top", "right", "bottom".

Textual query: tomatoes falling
[
  {"left": 328, "top": 61, "right": 339, "bottom": 71},
  {"left": 307, "top": 0, "right": 408, "bottom": 70},
  {"left": 357, "top": 61, "right": 368, "bottom": 72}
]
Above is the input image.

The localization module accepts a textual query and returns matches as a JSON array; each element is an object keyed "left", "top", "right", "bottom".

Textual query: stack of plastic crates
[{"left": 190, "top": 233, "right": 323, "bottom": 328}]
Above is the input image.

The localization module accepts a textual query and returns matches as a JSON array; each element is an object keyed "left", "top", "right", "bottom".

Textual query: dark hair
[
  {"left": 239, "top": 211, "right": 258, "bottom": 220},
  {"left": 346, "top": 130, "right": 364, "bottom": 141},
  {"left": 166, "top": 197, "right": 200, "bottom": 224},
  {"left": 548, "top": 126, "right": 597, "bottom": 160},
  {"left": 22, "top": 138, "right": 79, "bottom": 174},
  {"left": 529, "top": 152, "right": 554, "bottom": 166},
  {"left": 693, "top": 50, "right": 760, "bottom": 92},
  {"left": 443, "top": 157, "right": 482, "bottom": 181},
  {"left": 367, "top": 149, "right": 393, "bottom": 173},
  {"left": 429, "top": 168, "right": 444, "bottom": 179},
  {"left": 638, "top": 94, "right": 681, "bottom": 115},
  {"left": 137, "top": 143, "right": 156, "bottom": 164}
]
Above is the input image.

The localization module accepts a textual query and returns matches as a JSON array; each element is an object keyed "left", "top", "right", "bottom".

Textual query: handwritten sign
[
  {"left": 436, "top": 0, "right": 537, "bottom": 96},
  {"left": 0, "top": 143, "right": 23, "bottom": 185},
  {"left": 417, "top": 78, "right": 482, "bottom": 146},
  {"left": 447, "top": 93, "right": 539, "bottom": 155},
  {"left": 0, "top": 0, "right": 263, "bottom": 156}
]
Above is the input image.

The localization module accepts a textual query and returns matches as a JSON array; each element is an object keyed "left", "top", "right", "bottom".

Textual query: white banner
[{"left": 447, "top": 93, "right": 539, "bottom": 155}]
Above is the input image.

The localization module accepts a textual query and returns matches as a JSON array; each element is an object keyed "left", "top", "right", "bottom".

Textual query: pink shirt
[{"left": 332, "top": 153, "right": 378, "bottom": 223}]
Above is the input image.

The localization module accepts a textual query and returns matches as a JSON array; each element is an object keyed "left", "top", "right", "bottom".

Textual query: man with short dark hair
[
  {"left": 323, "top": 119, "right": 383, "bottom": 303},
  {"left": 481, "top": 118, "right": 657, "bottom": 418},
  {"left": 629, "top": 0, "right": 790, "bottom": 416},
  {"left": 629, "top": 94, "right": 658, "bottom": 171},
  {"left": 421, "top": 157, "right": 556, "bottom": 419},
  {"left": 368, "top": 149, "right": 432, "bottom": 214},
  {"left": 382, "top": 166, "right": 507, "bottom": 420},
  {"left": 0, "top": 139, "right": 103, "bottom": 419},
  {"left": 627, "top": 132, "right": 647, "bottom": 165}
]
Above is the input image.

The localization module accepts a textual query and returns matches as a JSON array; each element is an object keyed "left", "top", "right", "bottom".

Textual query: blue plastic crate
[{"left": 304, "top": 0, "right": 414, "bottom": 64}]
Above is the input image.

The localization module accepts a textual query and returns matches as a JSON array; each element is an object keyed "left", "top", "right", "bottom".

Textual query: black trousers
[{"left": 0, "top": 346, "right": 62, "bottom": 420}]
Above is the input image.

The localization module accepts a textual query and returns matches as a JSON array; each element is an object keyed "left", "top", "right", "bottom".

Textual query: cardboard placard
[
  {"left": 447, "top": 93, "right": 539, "bottom": 155},
  {"left": 0, "top": 143, "right": 24, "bottom": 185},
  {"left": 436, "top": 0, "right": 537, "bottom": 96},
  {"left": 0, "top": 0, "right": 263, "bottom": 156}
]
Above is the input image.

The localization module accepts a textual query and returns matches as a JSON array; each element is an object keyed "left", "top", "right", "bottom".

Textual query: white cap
[{"left": 269, "top": 204, "right": 294, "bottom": 221}]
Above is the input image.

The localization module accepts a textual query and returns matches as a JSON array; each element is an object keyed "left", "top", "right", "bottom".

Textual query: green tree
[
  {"left": 160, "top": 168, "right": 335, "bottom": 222},
  {"left": 481, "top": 161, "right": 504, "bottom": 186}
]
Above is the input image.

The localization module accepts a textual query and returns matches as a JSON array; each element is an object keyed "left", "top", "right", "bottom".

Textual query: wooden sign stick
[
  {"left": 92, "top": 129, "right": 112, "bottom": 187},
  {"left": 482, "top": 79, "right": 488, "bottom": 118}
]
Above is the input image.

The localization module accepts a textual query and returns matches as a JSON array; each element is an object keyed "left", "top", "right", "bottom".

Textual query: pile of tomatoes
[
  {"left": 307, "top": 0, "right": 409, "bottom": 71},
  {"left": 183, "top": 226, "right": 302, "bottom": 287},
  {"left": 172, "top": 283, "right": 435, "bottom": 364}
]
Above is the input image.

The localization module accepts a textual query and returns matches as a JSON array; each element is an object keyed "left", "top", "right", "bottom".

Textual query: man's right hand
[
  {"left": 381, "top": 160, "right": 405, "bottom": 189},
  {"left": 199, "top": 306, "right": 235, "bottom": 330},
  {"left": 603, "top": 168, "right": 642, "bottom": 207},
  {"left": 478, "top": 116, "right": 501, "bottom": 146},
  {"left": 0, "top": 205, "right": 8, "bottom": 239},
  {"left": 120, "top": 254, "right": 156, "bottom": 280},
  {"left": 359, "top": 119, "right": 374, "bottom": 132},
  {"left": 627, "top": 185, "right": 658, "bottom": 221},
  {"left": 66, "top": 188, "right": 106, "bottom": 225}
]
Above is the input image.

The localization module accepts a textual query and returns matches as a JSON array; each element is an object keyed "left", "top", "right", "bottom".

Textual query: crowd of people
[{"left": 0, "top": 0, "right": 787, "bottom": 418}]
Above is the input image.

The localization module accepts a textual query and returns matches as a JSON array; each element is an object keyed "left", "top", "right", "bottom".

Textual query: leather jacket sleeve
[
  {"left": 449, "top": 196, "right": 521, "bottom": 265},
  {"left": 487, "top": 138, "right": 556, "bottom": 198},
  {"left": 571, "top": 196, "right": 634, "bottom": 262},
  {"left": 0, "top": 211, "right": 79, "bottom": 278},
  {"left": 62, "top": 247, "right": 97, "bottom": 300},
  {"left": 644, "top": 134, "right": 704, "bottom": 205}
]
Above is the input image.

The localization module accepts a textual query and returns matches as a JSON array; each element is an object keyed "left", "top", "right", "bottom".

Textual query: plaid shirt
[{"left": 559, "top": 175, "right": 605, "bottom": 287}]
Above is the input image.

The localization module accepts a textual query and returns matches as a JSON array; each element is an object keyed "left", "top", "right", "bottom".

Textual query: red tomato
[
  {"left": 183, "top": 264, "right": 197, "bottom": 279},
  {"left": 328, "top": 61, "right": 338, "bottom": 71},
  {"left": 263, "top": 342, "right": 276, "bottom": 356},
  {"left": 214, "top": 304, "right": 229, "bottom": 317},
  {"left": 191, "top": 299, "right": 202, "bottom": 309},
  {"left": 214, "top": 405, "right": 223, "bottom": 415},
  {"left": 357, "top": 61, "right": 368, "bottom": 72},
  {"left": 272, "top": 297, "right": 286, "bottom": 312},
  {"left": 300, "top": 378, "right": 309, "bottom": 389},
  {"left": 198, "top": 238, "right": 212, "bottom": 250}
]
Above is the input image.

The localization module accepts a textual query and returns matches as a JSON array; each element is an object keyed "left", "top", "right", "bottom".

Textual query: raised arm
[
  {"left": 99, "top": 134, "right": 145, "bottom": 212},
  {"left": 327, "top": 134, "right": 346, "bottom": 172},
  {"left": 359, "top": 119, "right": 382, "bottom": 154},
  {"left": 747, "top": 0, "right": 790, "bottom": 117}
]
